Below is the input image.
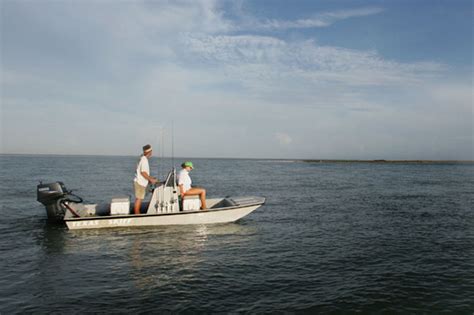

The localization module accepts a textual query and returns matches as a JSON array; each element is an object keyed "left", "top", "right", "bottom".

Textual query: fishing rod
[
  {"left": 171, "top": 120, "right": 175, "bottom": 171},
  {"left": 160, "top": 126, "right": 165, "bottom": 210}
]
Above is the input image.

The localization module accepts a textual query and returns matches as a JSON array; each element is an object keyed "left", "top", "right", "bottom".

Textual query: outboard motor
[{"left": 37, "top": 182, "right": 82, "bottom": 221}]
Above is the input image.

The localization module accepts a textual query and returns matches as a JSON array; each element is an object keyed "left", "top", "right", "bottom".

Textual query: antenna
[
  {"left": 171, "top": 120, "right": 175, "bottom": 170},
  {"left": 160, "top": 126, "right": 165, "bottom": 211},
  {"left": 160, "top": 127, "right": 164, "bottom": 180}
]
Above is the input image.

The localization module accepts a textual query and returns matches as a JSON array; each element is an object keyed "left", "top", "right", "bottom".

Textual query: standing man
[{"left": 133, "top": 144, "right": 158, "bottom": 214}]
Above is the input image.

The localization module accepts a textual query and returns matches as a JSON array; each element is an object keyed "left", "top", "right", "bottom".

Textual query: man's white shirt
[
  {"left": 134, "top": 156, "right": 150, "bottom": 187},
  {"left": 178, "top": 169, "right": 192, "bottom": 193}
]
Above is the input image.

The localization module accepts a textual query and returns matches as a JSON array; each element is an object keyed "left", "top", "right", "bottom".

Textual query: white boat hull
[
  {"left": 65, "top": 204, "right": 261, "bottom": 230},
  {"left": 38, "top": 169, "right": 265, "bottom": 230}
]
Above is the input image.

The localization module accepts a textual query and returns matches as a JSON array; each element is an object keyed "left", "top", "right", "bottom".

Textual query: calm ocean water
[{"left": 0, "top": 155, "right": 473, "bottom": 313}]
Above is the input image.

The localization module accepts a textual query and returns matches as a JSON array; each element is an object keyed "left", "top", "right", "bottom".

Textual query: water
[{"left": 0, "top": 155, "right": 473, "bottom": 313}]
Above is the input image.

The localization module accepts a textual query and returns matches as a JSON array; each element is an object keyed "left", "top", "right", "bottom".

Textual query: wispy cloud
[
  {"left": 182, "top": 33, "right": 445, "bottom": 91},
  {"left": 240, "top": 7, "right": 385, "bottom": 31},
  {"left": 275, "top": 133, "right": 293, "bottom": 145}
]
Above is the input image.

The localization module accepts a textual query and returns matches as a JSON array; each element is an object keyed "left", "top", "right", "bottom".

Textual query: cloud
[
  {"left": 428, "top": 83, "right": 473, "bottom": 111},
  {"left": 246, "top": 7, "right": 385, "bottom": 30},
  {"left": 275, "top": 133, "right": 293, "bottom": 145},
  {"left": 182, "top": 33, "right": 446, "bottom": 93}
]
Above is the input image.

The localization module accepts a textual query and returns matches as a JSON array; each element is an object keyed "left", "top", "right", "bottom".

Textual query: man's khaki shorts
[{"left": 134, "top": 182, "right": 147, "bottom": 199}]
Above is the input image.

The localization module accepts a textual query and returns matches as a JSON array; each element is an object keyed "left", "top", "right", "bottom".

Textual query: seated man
[{"left": 177, "top": 161, "right": 207, "bottom": 210}]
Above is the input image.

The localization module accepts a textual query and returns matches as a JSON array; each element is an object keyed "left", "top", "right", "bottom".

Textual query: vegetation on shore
[{"left": 303, "top": 159, "right": 474, "bottom": 164}]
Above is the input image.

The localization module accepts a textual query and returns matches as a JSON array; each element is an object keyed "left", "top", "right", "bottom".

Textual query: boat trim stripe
[{"left": 64, "top": 200, "right": 265, "bottom": 222}]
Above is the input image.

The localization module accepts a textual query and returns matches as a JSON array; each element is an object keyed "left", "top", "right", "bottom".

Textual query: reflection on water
[
  {"left": 127, "top": 224, "right": 257, "bottom": 291},
  {"left": 37, "top": 222, "right": 68, "bottom": 254},
  {"left": 51, "top": 223, "right": 259, "bottom": 293}
]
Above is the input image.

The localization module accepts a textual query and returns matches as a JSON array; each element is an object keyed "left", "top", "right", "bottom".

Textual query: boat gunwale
[{"left": 64, "top": 199, "right": 266, "bottom": 222}]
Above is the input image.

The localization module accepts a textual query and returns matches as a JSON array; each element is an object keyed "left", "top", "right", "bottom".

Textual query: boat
[{"left": 36, "top": 169, "right": 265, "bottom": 230}]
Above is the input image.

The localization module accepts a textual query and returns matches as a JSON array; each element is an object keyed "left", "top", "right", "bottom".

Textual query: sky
[{"left": 1, "top": 0, "right": 472, "bottom": 159}]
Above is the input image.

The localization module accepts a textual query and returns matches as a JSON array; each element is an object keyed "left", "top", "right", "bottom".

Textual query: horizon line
[{"left": 0, "top": 153, "right": 473, "bottom": 163}]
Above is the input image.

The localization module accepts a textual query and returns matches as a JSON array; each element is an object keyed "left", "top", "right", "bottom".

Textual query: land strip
[{"left": 303, "top": 159, "right": 474, "bottom": 164}]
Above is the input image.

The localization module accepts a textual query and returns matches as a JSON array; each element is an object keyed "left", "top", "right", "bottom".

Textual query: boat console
[{"left": 146, "top": 169, "right": 181, "bottom": 214}]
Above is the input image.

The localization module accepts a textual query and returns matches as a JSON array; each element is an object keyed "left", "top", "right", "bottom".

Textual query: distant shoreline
[
  {"left": 0, "top": 154, "right": 473, "bottom": 164},
  {"left": 303, "top": 159, "right": 474, "bottom": 164}
]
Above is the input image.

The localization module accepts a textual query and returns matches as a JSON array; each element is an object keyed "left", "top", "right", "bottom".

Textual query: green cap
[{"left": 183, "top": 161, "right": 194, "bottom": 169}]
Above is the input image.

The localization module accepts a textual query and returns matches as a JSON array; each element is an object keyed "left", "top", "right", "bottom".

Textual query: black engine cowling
[{"left": 37, "top": 182, "right": 69, "bottom": 221}]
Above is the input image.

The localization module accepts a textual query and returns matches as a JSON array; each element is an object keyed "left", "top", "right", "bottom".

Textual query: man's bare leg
[
  {"left": 184, "top": 187, "right": 207, "bottom": 209},
  {"left": 199, "top": 189, "right": 207, "bottom": 209},
  {"left": 134, "top": 198, "right": 142, "bottom": 214}
]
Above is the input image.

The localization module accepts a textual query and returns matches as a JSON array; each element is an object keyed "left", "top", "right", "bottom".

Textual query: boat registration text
[{"left": 70, "top": 218, "right": 132, "bottom": 227}]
